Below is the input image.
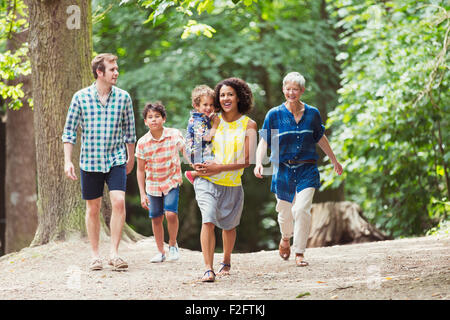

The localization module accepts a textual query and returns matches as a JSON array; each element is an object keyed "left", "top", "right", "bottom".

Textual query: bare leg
[
  {"left": 165, "top": 211, "right": 179, "bottom": 247},
  {"left": 219, "top": 228, "right": 236, "bottom": 275},
  {"left": 201, "top": 222, "right": 216, "bottom": 274},
  {"left": 109, "top": 191, "right": 126, "bottom": 258},
  {"left": 85, "top": 197, "right": 102, "bottom": 259},
  {"left": 152, "top": 215, "right": 165, "bottom": 254}
]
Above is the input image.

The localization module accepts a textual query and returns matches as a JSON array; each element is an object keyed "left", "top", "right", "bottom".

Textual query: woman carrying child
[{"left": 193, "top": 78, "right": 257, "bottom": 282}]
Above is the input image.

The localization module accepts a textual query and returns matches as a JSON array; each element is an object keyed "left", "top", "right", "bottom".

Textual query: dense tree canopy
[{"left": 324, "top": 0, "right": 449, "bottom": 236}]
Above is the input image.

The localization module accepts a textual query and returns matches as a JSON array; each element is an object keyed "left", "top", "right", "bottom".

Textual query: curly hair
[
  {"left": 214, "top": 77, "right": 253, "bottom": 115},
  {"left": 191, "top": 84, "right": 215, "bottom": 107},
  {"left": 142, "top": 101, "right": 166, "bottom": 119}
]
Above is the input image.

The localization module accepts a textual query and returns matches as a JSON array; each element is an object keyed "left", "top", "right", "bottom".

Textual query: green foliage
[
  {"left": 325, "top": 0, "right": 449, "bottom": 237},
  {"left": 0, "top": 0, "right": 31, "bottom": 112}
]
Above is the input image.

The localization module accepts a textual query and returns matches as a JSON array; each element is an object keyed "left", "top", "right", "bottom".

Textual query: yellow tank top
[{"left": 204, "top": 114, "right": 249, "bottom": 186}]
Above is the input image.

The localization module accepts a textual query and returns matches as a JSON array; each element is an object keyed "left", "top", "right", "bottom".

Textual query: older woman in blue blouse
[{"left": 254, "top": 72, "right": 343, "bottom": 267}]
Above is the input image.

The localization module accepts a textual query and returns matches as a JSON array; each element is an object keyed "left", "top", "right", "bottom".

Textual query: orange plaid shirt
[{"left": 135, "top": 127, "right": 185, "bottom": 196}]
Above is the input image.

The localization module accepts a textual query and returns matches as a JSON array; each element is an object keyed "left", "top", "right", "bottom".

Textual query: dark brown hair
[
  {"left": 142, "top": 101, "right": 166, "bottom": 119},
  {"left": 214, "top": 77, "right": 253, "bottom": 115}
]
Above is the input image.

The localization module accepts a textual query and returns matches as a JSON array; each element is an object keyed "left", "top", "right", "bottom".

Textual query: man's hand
[
  {"left": 126, "top": 157, "right": 135, "bottom": 175},
  {"left": 64, "top": 161, "right": 77, "bottom": 180}
]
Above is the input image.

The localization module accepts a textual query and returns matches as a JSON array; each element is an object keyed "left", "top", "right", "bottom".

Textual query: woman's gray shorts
[{"left": 193, "top": 177, "right": 244, "bottom": 230}]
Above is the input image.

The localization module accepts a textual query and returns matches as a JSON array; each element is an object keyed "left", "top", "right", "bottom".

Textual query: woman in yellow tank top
[{"left": 193, "top": 78, "right": 257, "bottom": 282}]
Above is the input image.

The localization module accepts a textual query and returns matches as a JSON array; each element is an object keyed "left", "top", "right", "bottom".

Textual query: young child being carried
[
  {"left": 184, "top": 85, "right": 220, "bottom": 184},
  {"left": 136, "top": 102, "right": 188, "bottom": 263}
]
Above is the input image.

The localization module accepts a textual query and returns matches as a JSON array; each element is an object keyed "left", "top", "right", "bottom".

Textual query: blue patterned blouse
[{"left": 259, "top": 103, "right": 325, "bottom": 202}]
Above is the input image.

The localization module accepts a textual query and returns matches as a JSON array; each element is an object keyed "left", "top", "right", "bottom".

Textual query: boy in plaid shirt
[
  {"left": 62, "top": 53, "right": 136, "bottom": 271},
  {"left": 135, "top": 102, "right": 189, "bottom": 263}
]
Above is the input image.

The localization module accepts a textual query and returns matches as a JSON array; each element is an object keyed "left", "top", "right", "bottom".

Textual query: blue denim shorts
[
  {"left": 148, "top": 186, "right": 180, "bottom": 218},
  {"left": 80, "top": 164, "right": 126, "bottom": 200}
]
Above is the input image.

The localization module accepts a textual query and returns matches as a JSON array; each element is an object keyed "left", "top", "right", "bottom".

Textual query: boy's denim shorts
[
  {"left": 148, "top": 186, "right": 180, "bottom": 218},
  {"left": 80, "top": 164, "right": 126, "bottom": 200}
]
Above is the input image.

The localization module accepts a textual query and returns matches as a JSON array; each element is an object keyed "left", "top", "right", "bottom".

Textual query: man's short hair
[{"left": 91, "top": 53, "right": 118, "bottom": 79}]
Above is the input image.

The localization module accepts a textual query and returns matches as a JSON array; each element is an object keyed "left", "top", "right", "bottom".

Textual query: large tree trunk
[
  {"left": 0, "top": 119, "right": 5, "bottom": 255},
  {"left": 4, "top": 12, "right": 38, "bottom": 254},
  {"left": 27, "top": 0, "right": 93, "bottom": 245},
  {"left": 307, "top": 201, "right": 389, "bottom": 248},
  {"left": 26, "top": 0, "right": 143, "bottom": 246}
]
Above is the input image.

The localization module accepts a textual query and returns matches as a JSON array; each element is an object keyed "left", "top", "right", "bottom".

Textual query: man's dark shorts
[{"left": 80, "top": 164, "right": 126, "bottom": 200}]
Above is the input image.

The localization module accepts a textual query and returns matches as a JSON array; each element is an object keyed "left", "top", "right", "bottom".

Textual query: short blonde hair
[
  {"left": 91, "top": 53, "right": 118, "bottom": 79},
  {"left": 191, "top": 85, "right": 215, "bottom": 107},
  {"left": 283, "top": 72, "right": 305, "bottom": 89}
]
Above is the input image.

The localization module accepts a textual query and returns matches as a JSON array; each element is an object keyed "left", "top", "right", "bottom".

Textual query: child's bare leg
[{"left": 152, "top": 215, "right": 165, "bottom": 254}]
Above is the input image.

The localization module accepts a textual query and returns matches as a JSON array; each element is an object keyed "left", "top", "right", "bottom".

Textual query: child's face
[
  {"left": 194, "top": 96, "right": 215, "bottom": 117},
  {"left": 144, "top": 110, "right": 165, "bottom": 131}
]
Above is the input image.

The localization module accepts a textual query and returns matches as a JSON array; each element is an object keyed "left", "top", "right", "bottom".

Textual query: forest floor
[{"left": 0, "top": 232, "right": 448, "bottom": 301}]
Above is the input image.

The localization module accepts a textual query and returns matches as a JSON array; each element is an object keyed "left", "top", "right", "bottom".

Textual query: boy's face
[
  {"left": 194, "top": 96, "right": 215, "bottom": 117},
  {"left": 144, "top": 110, "right": 165, "bottom": 131}
]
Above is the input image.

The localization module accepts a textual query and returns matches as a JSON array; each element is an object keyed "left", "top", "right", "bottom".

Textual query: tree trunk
[
  {"left": 27, "top": 0, "right": 93, "bottom": 245},
  {"left": 0, "top": 119, "right": 5, "bottom": 256},
  {"left": 26, "top": 0, "right": 144, "bottom": 246},
  {"left": 4, "top": 13, "right": 38, "bottom": 254},
  {"left": 307, "top": 201, "right": 389, "bottom": 248}
]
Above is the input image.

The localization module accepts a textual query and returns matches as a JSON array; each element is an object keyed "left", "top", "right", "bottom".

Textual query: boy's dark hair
[
  {"left": 214, "top": 77, "right": 253, "bottom": 115},
  {"left": 142, "top": 101, "right": 166, "bottom": 119}
]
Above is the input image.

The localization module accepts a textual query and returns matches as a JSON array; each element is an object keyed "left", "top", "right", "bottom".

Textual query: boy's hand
[
  {"left": 140, "top": 194, "right": 150, "bottom": 210},
  {"left": 64, "top": 161, "right": 77, "bottom": 181}
]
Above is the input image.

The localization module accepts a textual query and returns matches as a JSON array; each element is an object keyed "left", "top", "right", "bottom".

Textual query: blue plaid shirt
[
  {"left": 260, "top": 103, "right": 325, "bottom": 202},
  {"left": 62, "top": 83, "right": 136, "bottom": 173}
]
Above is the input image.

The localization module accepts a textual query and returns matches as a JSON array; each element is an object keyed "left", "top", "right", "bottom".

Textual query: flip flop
[
  {"left": 295, "top": 254, "right": 309, "bottom": 267},
  {"left": 217, "top": 262, "right": 231, "bottom": 276},
  {"left": 202, "top": 270, "right": 216, "bottom": 282}
]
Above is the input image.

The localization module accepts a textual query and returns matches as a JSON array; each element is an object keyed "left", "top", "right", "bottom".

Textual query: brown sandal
[
  {"left": 295, "top": 254, "right": 309, "bottom": 267},
  {"left": 279, "top": 239, "right": 290, "bottom": 260}
]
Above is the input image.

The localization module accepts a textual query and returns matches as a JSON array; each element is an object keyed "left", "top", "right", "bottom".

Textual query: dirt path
[{"left": 0, "top": 234, "right": 448, "bottom": 300}]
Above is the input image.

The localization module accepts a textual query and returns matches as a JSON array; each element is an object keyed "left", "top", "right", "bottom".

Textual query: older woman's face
[
  {"left": 219, "top": 85, "right": 239, "bottom": 113},
  {"left": 283, "top": 81, "right": 304, "bottom": 103}
]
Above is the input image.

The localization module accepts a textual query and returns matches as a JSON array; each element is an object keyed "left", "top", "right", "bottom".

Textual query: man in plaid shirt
[{"left": 62, "top": 53, "right": 136, "bottom": 271}]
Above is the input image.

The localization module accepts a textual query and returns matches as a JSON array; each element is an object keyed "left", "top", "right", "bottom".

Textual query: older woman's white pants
[{"left": 276, "top": 187, "right": 315, "bottom": 254}]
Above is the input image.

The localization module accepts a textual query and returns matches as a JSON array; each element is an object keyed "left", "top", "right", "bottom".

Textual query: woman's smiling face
[
  {"left": 219, "top": 85, "right": 239, "bottom": 113},
  {"left": 283, "top": 81, "right": 304, "bottom": 103}
]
